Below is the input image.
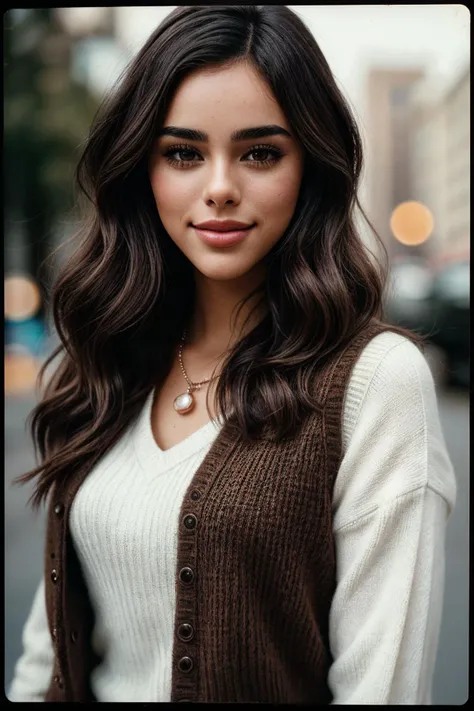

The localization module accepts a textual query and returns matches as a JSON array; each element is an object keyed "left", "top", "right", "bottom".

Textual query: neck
[{"left": 185, "top": 266, "right": 267, "bottom": 360}]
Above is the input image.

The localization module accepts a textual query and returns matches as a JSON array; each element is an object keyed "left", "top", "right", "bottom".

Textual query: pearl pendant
[{"left": 174, "top": 391, "right": 195, "bottom": 415}]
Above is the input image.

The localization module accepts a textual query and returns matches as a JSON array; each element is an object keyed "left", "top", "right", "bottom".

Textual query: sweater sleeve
[
  {"left": 327, "top": 335, "right": 457, "bottom": 704},
  {"left": 7, "top": 575, "right": 54, "bottom": 702}
]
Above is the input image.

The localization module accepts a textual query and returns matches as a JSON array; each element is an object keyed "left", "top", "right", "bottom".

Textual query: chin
[{"left": 192, "top": 259, "right": 259, "bottom": 282}]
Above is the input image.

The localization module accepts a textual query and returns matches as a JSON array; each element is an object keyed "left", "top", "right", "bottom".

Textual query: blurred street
[{"left": 4, "top": 381, "right": 469, "bottom": 704}]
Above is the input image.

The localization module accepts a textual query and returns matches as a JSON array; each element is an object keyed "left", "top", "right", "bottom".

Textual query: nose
[{"left": 202, "top": 160, "right": 241, "bottom": 207}]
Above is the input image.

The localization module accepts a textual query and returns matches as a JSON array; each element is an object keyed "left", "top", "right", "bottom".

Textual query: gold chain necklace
[{"left": 173, "top": 327, "right": 221, "bottom": 415}]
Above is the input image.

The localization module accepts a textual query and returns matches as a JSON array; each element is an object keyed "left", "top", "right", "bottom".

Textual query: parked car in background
[
  {"left": 385, "top": 257, "right": 435, "bottom": 335},
  {"left": 427, "top": 259, "right": 470, "bottom": 386},
  {"left": 385, "top": 256, "right": 470, "bottom": 387}
]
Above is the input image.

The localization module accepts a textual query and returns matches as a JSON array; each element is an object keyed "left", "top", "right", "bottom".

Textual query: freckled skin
[{"left": 148, "top": 62, "right": 305, "bottom": 284}]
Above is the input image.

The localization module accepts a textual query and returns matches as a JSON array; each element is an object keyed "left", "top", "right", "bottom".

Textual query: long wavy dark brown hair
[{"left": 15, "top": 5, "right": 425, "bottom": 510}]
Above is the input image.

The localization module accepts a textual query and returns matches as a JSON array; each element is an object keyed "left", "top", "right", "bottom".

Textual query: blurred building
[
  {"left": 55, "top": 8, "right": 130, "bottom": 97},
  {"left": 364, "top": 63, "right": 470, "bottom": 266},
  {"left": 46, "top": 8, "right": 132, "bottom": 273},
  {"left": 54, "top": 8, "right": 173, "bottom": 98},
  {"left": 364, "top": 67, "right": 425, "bottom": 261},
  {"left": 409, "top": 66, "right": 470, "bottom": 266}
]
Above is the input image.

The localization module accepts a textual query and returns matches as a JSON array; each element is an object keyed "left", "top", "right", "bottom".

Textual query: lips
[
  {"left": 192, "top": 220, "right": 254, "bottom": 231},
  {"left": 192, "top": 224, "right": 254, "bottom": 247}
]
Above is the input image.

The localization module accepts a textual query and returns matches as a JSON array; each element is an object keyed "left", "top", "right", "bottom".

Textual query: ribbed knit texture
[
  {"left": 8, "top": 330, "right": 456, "bottom": 703},
  {"left": 68, "top": 403, "right": 222, "bottom": 702}
]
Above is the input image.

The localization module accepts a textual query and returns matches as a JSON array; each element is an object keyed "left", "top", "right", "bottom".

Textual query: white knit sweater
[{"left": 8, "top": 331, "right": 457, "bottom": 704}]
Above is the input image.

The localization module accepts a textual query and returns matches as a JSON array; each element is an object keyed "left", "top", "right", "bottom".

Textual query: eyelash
[{"left": 162, "top": 143, "right": 284, "bottom": 169}]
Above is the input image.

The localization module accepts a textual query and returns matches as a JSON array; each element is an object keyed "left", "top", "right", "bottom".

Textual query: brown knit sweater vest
[{"left": 43, "top": 322, "right": 390, "bottom": 702}]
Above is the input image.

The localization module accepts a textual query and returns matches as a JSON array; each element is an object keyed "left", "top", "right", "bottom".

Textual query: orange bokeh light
[
  {"left": 4, "top": 349, "right": 40, "bottom": 396},
  {"left": 4, "top": 274, "right": 41, "bottom": 321},
  {"left": 390, "top": 201, "right": 434, "bottom": 246}
]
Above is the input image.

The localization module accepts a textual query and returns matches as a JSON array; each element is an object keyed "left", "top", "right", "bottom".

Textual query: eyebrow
[{"left": 156, "top": 124, "right": 293, "bottom": 141}]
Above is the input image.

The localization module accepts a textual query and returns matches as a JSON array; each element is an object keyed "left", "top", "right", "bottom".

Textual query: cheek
[
  {"left": 150, "top": 166, "right": 195, "bottom": 219},
  {"left": 253, "top": 170, "right": 302, "bottom": 219},
  {"left": 276, "top": 167, "right": 302, "bottom": 203}
]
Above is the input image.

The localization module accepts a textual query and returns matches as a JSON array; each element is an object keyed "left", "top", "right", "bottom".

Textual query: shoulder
[
  {"left": 343, "top": 331, "right": 432, "bottom": 443},
  {"left": 356, "top": 329, "right": 429, "bottom": 387},
  {"left": 345, "top": 330, "right": 433, "bottom": 418},
  {"left": 337, "top": 329, "right": 456, "bottom": 517}
]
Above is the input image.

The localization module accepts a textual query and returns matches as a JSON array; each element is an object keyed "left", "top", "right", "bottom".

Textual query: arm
[
  {"left": 7, "top": 576, "right": 55, "bottom": 702},
  {"left": 328, "top": 336, "right": 457, "bottom": 704}
]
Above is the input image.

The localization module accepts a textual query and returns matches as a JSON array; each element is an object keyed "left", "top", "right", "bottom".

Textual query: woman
[{"left": 9, "top": 5, "right": 456, "bottom": 704}]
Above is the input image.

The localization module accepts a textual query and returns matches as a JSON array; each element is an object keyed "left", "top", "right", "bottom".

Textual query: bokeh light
[
  {"left": 4, "top": 274, "right": 41, "bottom": 321},
  {"left": 4, "top": 346, "right": 40, "bottom": 396},
  {"left": 389, "top": 201, "right": 435, "bottom": 246}
]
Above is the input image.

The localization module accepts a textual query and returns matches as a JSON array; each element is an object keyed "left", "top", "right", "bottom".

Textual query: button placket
[
  {"left": 50, "top": 496, "right": 65, "bottom": 688},
  {"left": 51, "top": 499, "right": 64, "bottom": 587},
  {"left": 173, "top": 485, "right": 210, "bottom": 700}
]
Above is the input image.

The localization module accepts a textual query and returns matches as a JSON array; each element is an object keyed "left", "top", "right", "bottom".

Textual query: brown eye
[
  {"left": 243, "top": 144, "right": 283, "bottom": 166},
  {"left": 164, "top": 146, "right": 199, "bottom": 164},
  {"left": 248, "top": 149, "right": 270, "bottom": 161},
  {"left": 175, "top": 149, "right": 196, "bottom": 161}
]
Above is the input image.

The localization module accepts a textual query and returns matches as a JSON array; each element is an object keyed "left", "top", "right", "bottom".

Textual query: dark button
[
  {"left": 54, "top": 503, "right": 64, "bottom": 516},
  {"left": 178, "top": 656, "right": 194, "bottom": 673},
  {"left": 190, "top": 489, "right": 201, "bottom": 501},
  {"left": 51, "top": 569, "right": 59, "bottom": 584},
  {"left": 70, "top": 630, "right": 78, "bottom": 643},
  {"left": 53, "top": 675, "right": 63, "bottom": 689},
  {"left": 179, "top": 567, "right": 194, "bottom": 585},
  {"left": 178, "top": 622, "right": 194, "bottom": 642},
  {"left": 183, "top": 514, "right": 197, "bottom": 530},
  {"left": 52, "top": 627, "right": 57, "bottom": 640}
]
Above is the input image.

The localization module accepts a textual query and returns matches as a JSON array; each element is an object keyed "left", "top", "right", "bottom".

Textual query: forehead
[{"left": 163, "top": 62, "right": 290, "bottom": 132}]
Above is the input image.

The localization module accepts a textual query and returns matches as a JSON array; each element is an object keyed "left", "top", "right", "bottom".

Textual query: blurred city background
[{"left": 4, "top": 7, "right": 469, "bottom": 703}]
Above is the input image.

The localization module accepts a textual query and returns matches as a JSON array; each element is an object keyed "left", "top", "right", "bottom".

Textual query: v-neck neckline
[{"left": 133, "top": 387, "right": 225, "bottom": 476}]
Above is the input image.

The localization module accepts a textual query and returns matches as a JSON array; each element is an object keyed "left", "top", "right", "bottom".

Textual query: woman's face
[{"left": 149, "top": 61, "right": 305, "bottom": 282}]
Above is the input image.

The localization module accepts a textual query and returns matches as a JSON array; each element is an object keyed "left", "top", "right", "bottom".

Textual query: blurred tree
[{"left": 4, "top": 8, "right": 100, "bottom": 314}]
